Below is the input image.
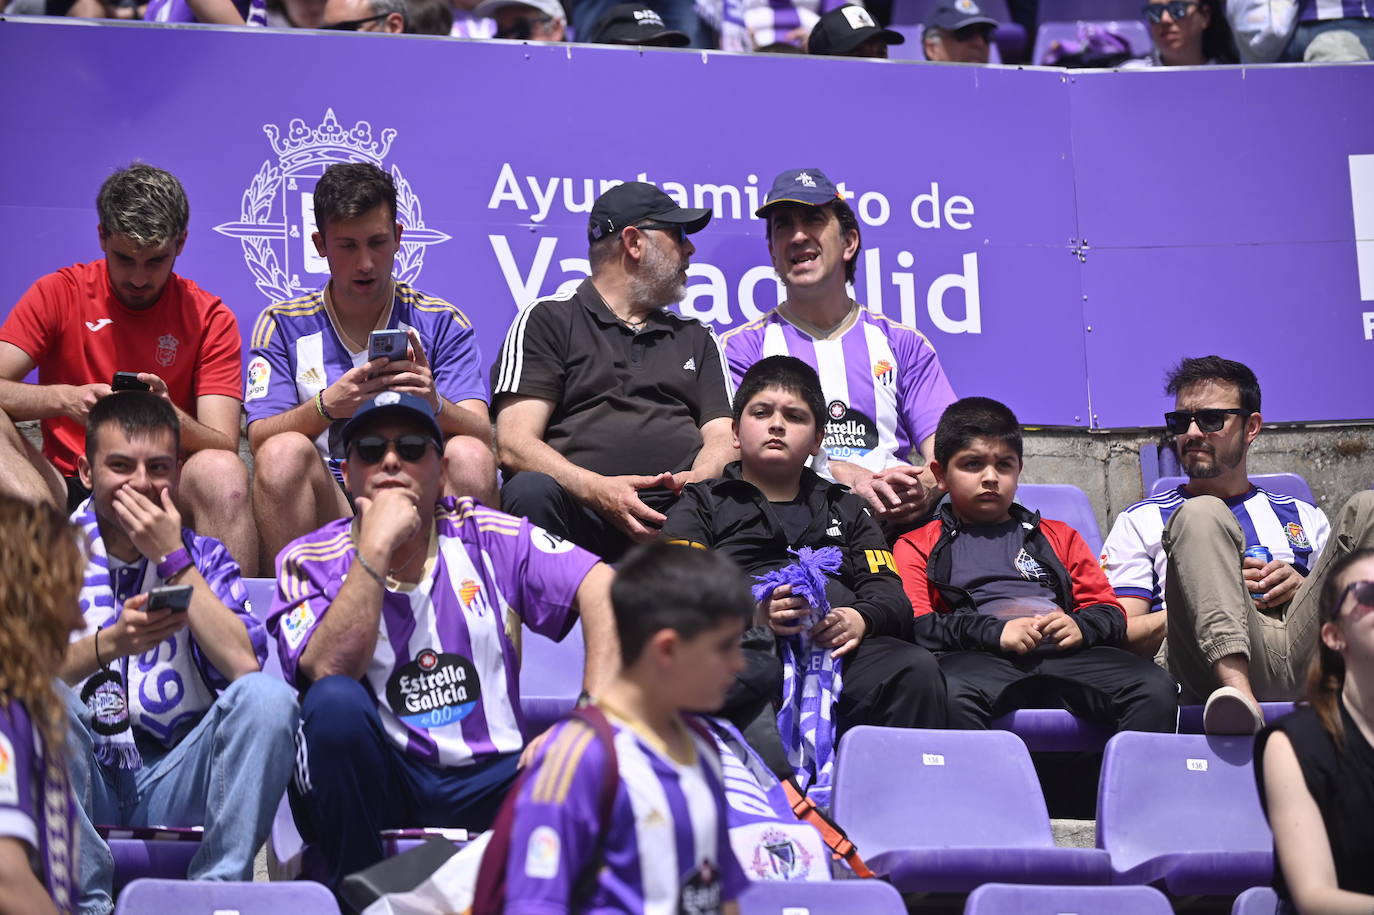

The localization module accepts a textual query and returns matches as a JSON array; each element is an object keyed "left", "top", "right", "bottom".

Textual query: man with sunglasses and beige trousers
[
  {"left": 244, "top": 161, "right": 498, "bottom": 573},
  {"left": 1102, "top": 355, "right": 1374, "bottom": 734}
]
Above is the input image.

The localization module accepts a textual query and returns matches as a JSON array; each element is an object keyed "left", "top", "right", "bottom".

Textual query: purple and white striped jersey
[
  {"left": 450, "top": 11, "right": 497, "bottom": 37},
  {"left": 1296, "top": 0, "right": 1371, "bottom": 21},
  {"left": 269, "top": 498, "right": 599, "bottom": 767},
  {"left": 505, "top": 711, "right": 747, "bottom": 914},
  {"left": 245, "top": 282, "right": 485, "bottom": 479},
  {"left": 1101, "top": 485, "right": 1330, "bottom": 611},
  {"left": 722, "top": 305, "right": 956, "bottom": 474},
  {"left": 0, "top": 700, "right": 77, "bottom": 913},
  {"left": 741, "top": 0, "right": 849, "bottom": 47}
]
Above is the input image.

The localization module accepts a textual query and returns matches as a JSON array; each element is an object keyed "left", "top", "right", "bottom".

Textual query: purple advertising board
[{"left": 0, "top": 18, "right": 1370, "bottom": 429}]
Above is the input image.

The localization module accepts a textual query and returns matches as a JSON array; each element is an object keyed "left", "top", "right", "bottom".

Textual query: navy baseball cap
[
  {"left": 754, "top": 168, "right": 845, "bottom": 218},
  {"left": 808, "top": 5, "right": 904, "bottom": 55},
  {"left": 341, "top": 391, "right": 442, "bottom": 451},
  {"left": 588, "top": 181, "right": 712, "bottom": 241},
  {"left": 924, "top": 0, "right": 998, "bottom": 32}
]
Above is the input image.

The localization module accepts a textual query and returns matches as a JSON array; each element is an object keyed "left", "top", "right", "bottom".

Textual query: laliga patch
[
  {"left": 281, "top": 600, "right": 317, "bottom": 651},
  {"left": 0, "top": 732, "right": 16, "bottom": 805},
  {"left": 532, "top": 527, "right": 575, "bottom": 555},
  {"left": 1284, "top": 522, "right": 1311, "bottom": 550},
  {"left": 822, "top": 401, "right": 879, "bottom": 461},
  {"left": 387, "top": 648, "right": 481, "bottom": 729},
  {"left": 680, "top": 859, "right": 722, "bottom": 915},
  {"left": 524, "top": 825, "right": 560, "bottom": 879},
  {"left": 245, "top": 357, "right": 271, "bottom": 401}
]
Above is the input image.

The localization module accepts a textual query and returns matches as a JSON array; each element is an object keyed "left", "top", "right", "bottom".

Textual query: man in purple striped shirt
[
  {"left": 269, "top": 391, "right": 619, "bottom": 891},
  {"left": 722, "top": 168, "right": 956, "bottom": 536}
]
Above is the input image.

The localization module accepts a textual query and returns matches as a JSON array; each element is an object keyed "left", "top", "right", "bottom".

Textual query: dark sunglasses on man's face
[
  {"left": 496, "top": 13, "right": 553, "bottom": 38},
  {"left": 323, "top": 11, "right": 388, "bottom": 28},
  {"left": 1143, "top": 0, "right": 1198, "bottom": 23},
  {"left": 1339, "top": 580, "right": 1374, "bottom": 612},
  {"left": 632, "top": 221, "right": 686, "bottom": 244},
  {"left": 1164, "top": 408, "right": 1249, "bottom": 435},
  {"left": 350, "top": 434, "right": 437, "bottom": 464}
]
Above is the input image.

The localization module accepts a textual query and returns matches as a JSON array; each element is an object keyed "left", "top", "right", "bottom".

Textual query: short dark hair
[
  {"left": 612, "top": 541, "right": 753, "bottom": 667},
  {"left": 313, "top": 162, "right": 398, "bottom": 236},
  {"left": 1164, "top": 355, "right": 1261, "bottom": 415},
  {"left": 934, "top": 396, "right": 1022, "bottom": 466},
  {"left": 85, "top": 391, "right": 180, "bottom": 464},
  {"left": 732, "top": 355, "right": 826, "bottom": 431},
  {"left": 765, "top": 199, "right": 862, "bottom": 284}
]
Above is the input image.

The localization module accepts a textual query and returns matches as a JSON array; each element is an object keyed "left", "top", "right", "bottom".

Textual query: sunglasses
[
  {"left": 323, "top": 11, "right": 388, "bottom": 29},
  {"left": 1142, "top": 1, "right": 1199, "bottom": 23},
  {"left": 1339, "top": 580, "right": 1374, "bottom": 612},
  {"left": 632, "top": 221, "right": 686, "bottom": 243},
  {"left": 495, "top": 14, "right": 553, "bottom": 39},
  {"left": 349, "top": 434, "right": 438, "bottom": 465},
  {"left": 1164, "top": 408, "right": 1249, "bottom": 435}
]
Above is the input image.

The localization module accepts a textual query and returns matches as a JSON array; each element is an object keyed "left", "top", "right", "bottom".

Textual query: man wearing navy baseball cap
[
  {"left": 922, "top": 1, "right": 998, "bottom": 63},
  {"left": 491, "top": 182, "right": 736, "bottom": 560},
  {"left": 721, "top": 168, "right": 957, "bottom": 536},
  {"left": 270, "top": 388, "right": 619, "bottom": 889},
  {"left": 808, "top": 3, "right": 904, "bottom": 57}
]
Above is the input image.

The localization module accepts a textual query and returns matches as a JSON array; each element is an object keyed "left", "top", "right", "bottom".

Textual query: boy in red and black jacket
[{"left": 894, "top": 397, "right": 1176, "bottom": 732}]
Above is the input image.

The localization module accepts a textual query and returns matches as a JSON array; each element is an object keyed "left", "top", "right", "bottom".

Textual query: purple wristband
[{"left": 157, "top": 547, "right": 192, "bottom": 581}]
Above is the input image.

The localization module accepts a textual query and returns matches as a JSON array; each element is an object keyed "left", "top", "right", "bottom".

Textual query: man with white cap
[{"left": 474, "top": 0, "right": 566, "bottom": 39}]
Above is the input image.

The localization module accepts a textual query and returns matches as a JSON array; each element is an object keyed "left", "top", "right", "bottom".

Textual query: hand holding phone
[
  {"left": 368, "top": 330, "right": 409, "bottom": 363},
  {"left": 112, "top": 371, "right": 152, "bottom": 392}
]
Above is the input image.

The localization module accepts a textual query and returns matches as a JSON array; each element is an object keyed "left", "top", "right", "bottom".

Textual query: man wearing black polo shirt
[{"left": 491, "top": 182, "right": 736, "bottom": 561}]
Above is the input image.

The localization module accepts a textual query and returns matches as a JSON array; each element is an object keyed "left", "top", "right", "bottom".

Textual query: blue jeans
[
  {"left": 1283, "top": 17, "right": 1374, "bottom": 60},
  {"left": 63, "top": 673, "right": 299, "bottom": 915},
  {"left": 291, "top": 675, "right": 521, "bottom": 892}
]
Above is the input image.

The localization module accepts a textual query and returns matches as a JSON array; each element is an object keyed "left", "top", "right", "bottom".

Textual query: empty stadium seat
[
  {"left": 988, "top": 707, "right": 1112, "bottom": 753},
  {"left": 114, "top": 878, "right": 341, "bottom": 913},
  {"left": 1036, "top": 0, "right": 1142, "bottom": 23},
  {"left": 1149, "top": 473, "right": 1315, "bottom": 504},
  {"left": 101, "top": 827, "right": 201, "bottom": 893},
  {"left": 831, "top": 727, "right": 1110, "bottom": 893},
  {"left": 1016, "top": 482, "right": 1104, "bottom": 555},
  {"left": 738, "top": 878, "right": 908, "bottom": 913},
  {"left": 1232, "top": 885, "right": 1281, "bottom": 915},
  {"left": 964, "top": 882, "right": 1174, "bottom": 914},
  {"left": 1097, "top": 732, "right": 1272, "bottom": 894}
]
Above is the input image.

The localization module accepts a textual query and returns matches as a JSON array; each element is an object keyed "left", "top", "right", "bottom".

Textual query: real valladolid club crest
[{"left": 215, "top": 109, "right": 451, "bottom": 303}]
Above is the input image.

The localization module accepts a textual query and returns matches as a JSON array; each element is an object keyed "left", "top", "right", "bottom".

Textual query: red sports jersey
[{"left": 0, "top": 260, "right": 243, "bottom": 474}]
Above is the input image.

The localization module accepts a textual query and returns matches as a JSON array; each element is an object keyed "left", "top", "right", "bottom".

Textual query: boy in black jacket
[{"left": 662, "top": 356, "right": 946, "bottom": 780}]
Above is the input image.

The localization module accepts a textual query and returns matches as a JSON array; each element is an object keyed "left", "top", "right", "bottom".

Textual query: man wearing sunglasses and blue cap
[
  {"left": 1102, "top": 355, "right": 1374, "bottom": 734},
  {"left": 268, "top": 391, "right": 618, "bottom": 891}
]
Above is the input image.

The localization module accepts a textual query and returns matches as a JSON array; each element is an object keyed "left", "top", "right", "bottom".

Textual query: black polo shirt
[{"left": 491, "top": 278, "right": 733, "bottom": 478}]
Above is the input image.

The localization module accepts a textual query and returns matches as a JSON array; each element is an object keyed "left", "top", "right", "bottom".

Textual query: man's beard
[{"left": 628, "top": 241, "right": 686, "bottom": 308}]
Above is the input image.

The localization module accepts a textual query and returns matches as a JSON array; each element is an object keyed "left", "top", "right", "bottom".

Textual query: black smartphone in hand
[
  {"left": 112, "top": 371, "right": 151, "bottom": 392},
  {"left": 368, "top": 330, "right": 409, "bottom": 362},
  {"left": 146, "top": 584, "right": 193, "bottom": 613}
]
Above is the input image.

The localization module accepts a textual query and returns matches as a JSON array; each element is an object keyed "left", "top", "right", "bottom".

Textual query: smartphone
[
  {"left": 146, "top": 584, "right": 193, "bottom": 613},
  {"left": 112, "top": 371, "right": 151, "bottom": 392},
  {"left": 368, "top": 329, "right": 409, "bottom": 362}
]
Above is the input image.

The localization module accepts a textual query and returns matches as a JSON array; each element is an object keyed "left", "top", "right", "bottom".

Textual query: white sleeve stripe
[
  {"left": 495, "top": 302, "right": 536, "bottom": 394},
  {"left": 705, "top": 327, "right": 734, "bottom": 405}
]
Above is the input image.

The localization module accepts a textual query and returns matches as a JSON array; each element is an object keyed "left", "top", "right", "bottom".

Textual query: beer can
[{"left": 1245, "top": 545, "right": 1273, "bottom": 601}]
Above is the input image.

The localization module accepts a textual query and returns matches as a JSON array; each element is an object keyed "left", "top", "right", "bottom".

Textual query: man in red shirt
[{"left": 0, "top": 164, "right": 258, "bottom": 573}]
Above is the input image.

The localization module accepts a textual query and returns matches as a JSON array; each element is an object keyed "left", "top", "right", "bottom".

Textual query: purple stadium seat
[
  {"left": 831, "top": 727, "right": 1110, "bottom": 893},
  {"left": 113, "top": 878, "right": 341, "bottom": 913},
  {"left": 1232, "top": 885, "right": 1281, "bottom": 915},
  {"left": 989, "top": 707, "right": 1113, "bottom": 753},
  {"left": 1016, "top": 483, "right": 1104, "bottom": 555},
  {"left": 243, "top": 577, "right": 282, "bottom": 679},
  {"left": 1036, "top": 0, "right": 1143, "bottom": 23},
  {"left": 1031, "top": 20, "right": 1151, "bottom": 64},
  {"left": 1149, "top": 473, "right": 1315, "bottom": 504},
  {"left": 738, "top": 877, "right": 907, "bottom": 913},
  {"left": 1178, "top": 702, "right": 1294, "bottom": 735},
  {"left": 1097, "top": 732, "right": 1273, "bottom": 894},
  {"left": 100, "top": 827, "right": 201, "bottom": 892},
  {"left": 964, "top": 882, "right": 1174, "bottom": 914}
]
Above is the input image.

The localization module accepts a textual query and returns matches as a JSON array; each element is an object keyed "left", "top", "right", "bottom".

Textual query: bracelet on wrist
[
  {"left": 355, "top": 551, "right": 389, "bottom": 587},
  {"left": 315, "top": 390, "right": 335, "bottom": 421},
  {"left": 157, "top": 547, "right": 192, "bottom": 581}
]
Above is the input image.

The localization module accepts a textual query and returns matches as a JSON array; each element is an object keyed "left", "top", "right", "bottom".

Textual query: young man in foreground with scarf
[{"left": 57, "top": 391, "right": 298, "bottom": 915}]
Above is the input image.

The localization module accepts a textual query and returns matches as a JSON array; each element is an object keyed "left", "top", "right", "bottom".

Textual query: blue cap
[
  {"left": 754, "top": 168, "right": 845, "bottom": 218},
  {"left": 340, "top": 391, "right": 442, "bottom": 451}
]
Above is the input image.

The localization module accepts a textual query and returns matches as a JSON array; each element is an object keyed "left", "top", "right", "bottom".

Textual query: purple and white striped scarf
[{"left": 752, "top": 546, "right": 843, "bottom": 809}]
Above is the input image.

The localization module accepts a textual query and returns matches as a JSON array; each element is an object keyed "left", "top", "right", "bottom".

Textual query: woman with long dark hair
[
  {"left": 1133, "top": 0, "right": 1238, "bottom": 66},
  {"left": 1255, "top": 547, "right": 1374, "bottom": 913},
  {"left": 0, "top": 497, "right": 87, "bottom": 914}
]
